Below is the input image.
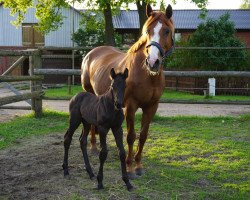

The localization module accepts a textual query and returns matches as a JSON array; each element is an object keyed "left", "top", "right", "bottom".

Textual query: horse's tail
[{"left": 81, "top": 54, "right": 95, "bottom": 94}]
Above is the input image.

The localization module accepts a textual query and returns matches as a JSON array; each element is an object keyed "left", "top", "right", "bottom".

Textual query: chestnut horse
[{"left": 81, "top": 4, "right": 175, "bottom": 178}]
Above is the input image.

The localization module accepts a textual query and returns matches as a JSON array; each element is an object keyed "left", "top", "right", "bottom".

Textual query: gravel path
[{"left": 1, "top": 100, "right": 250, "bottom": 122}]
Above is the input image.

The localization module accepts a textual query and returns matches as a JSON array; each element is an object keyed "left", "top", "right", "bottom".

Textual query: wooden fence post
[{"left": 29, "top": 50, "right": 43, "bottom": 117}]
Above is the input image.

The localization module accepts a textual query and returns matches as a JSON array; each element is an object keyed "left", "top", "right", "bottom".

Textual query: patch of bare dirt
[{"left": 0, "top": 131, "right": 128, "bottom": 200}]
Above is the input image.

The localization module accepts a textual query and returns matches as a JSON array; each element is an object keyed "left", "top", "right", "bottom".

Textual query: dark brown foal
[{"left": 62, "top": 68, "right": 133, "bottom": 191}]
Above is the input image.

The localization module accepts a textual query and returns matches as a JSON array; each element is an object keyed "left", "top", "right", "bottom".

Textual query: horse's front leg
[
  {"left": 125, "top": 102, "right": 138, "bottom": 179},
  {"left": 112, "top": 126, "right": 133, "bottom": 191},
  {"left": 134, "top": 103, "right": 158, "bottom": 176},
  {"left": 97, "top": 128, "right": 108, "bottom": 189}
]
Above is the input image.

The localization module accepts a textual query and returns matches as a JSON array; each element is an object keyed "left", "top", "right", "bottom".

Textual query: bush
[{"left": 165, "top": 13, "right": 248, "bottom": 71}]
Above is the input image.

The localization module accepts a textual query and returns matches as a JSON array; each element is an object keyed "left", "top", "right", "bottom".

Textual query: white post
[{"left": 208, "top": 78, "right": 216, "bottom": 96}]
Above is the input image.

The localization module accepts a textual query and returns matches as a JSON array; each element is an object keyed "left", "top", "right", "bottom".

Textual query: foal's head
[
  {"left": 110, "top": 68, "right": 128, "bottom": 110},
  {"left": 143, "top": 4, "right": 175, "bottom": 75}
]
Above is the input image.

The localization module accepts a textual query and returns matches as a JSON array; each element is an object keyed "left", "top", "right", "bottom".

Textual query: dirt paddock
[{"left": 0, "top": 100, "right": 250, "bottom": 199}]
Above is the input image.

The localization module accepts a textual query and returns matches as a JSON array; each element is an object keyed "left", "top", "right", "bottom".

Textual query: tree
[
  {"left": 72, "top": 11, "right": 105, "bottom": 47},
  {"left": 240, "top": 0, "right": 250, "bottom": 9},
  {"left": 2, "top": 0, "right": 209, "bottom": 42},
  {"left": 186, "top": 14, "right": 247, "bottom": 70}
]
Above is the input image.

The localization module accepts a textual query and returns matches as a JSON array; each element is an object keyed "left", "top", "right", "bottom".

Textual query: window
[
  {"left": 22, "top": 24, "right": 45, "bottom": 47},
  {"left": 175, "top": 33, "right": 181, "bottom": 42}
]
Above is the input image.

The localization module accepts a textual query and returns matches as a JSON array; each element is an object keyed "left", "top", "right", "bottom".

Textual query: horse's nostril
[{"left": 153, "top": 59, "right": 160, "bottom": 68}]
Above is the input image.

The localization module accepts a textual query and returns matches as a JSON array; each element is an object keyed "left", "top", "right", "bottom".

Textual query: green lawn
[
  {"left": 0, "top": 111, "right": 249, "bottom": 199},
  {"left": 44, "top": 85, "right": 250, "bottom": 101}
]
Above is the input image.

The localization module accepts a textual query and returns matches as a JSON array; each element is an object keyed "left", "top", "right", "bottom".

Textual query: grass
[
  {"left": 0, "top": 110, "right": 68, "bottom": 149},
  {"left": 0, "top": 110, "right": 249, "bottom": 199},
  {"left": 44, "top": 85, "right": 250, "bottom": 101},
  {"left": 44, "top": 85, "right": 83, "bottom": 98}
]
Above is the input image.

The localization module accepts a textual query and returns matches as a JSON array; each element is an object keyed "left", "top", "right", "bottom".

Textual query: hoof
[
  {"left": 127, "top": 171, "right": 139, "bottom": 180},
  {"left": 97, "top": 184, "right": 104, "bottom": 190},
  {"left": 89, "top": 174, "right": 95, "bottom": 180},
  {"left": 127, "top": 184, "right": 134, "bottom": 192},
  {"left": 135, "top": 168, "right": 145, "bottom": 176},
  {"left": 64, "top": 170, "right": 69, "bottom": 177}
]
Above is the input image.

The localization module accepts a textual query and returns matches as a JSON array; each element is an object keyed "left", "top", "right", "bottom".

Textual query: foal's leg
[
  {"left": 134, "top": 103, "right": 158, "bottom": 176},
  {"left": 79, "top": 121, "right": 95, "bottom": 179},
  {"left": 112, "top": 126, "right": 133, "bottom": 191},
  {"left": 125, "top": 102, "right": 138, "bottom": 179},
  {"left": 97, "top": 129, "right": 108, "bottom": 189},
  {"left": 62, "top": 113, "right": 81, "bottom": 176}
]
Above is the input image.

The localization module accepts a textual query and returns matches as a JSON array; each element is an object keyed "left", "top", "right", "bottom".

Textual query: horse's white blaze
[{"left": 148, "top": 22, "right": 162, "bottom": 67}]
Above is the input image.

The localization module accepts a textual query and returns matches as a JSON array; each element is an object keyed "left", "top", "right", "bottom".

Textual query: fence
[
  {"left": 0, "top": 49, "right": 44, "bottom": 117},
  {"left": 1, "top": 48, "right": 250, "bottom": 118}
]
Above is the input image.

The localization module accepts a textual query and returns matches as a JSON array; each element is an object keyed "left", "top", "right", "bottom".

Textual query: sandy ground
[{"left": 1, "top": 100, "right": 250, "bottom": 123}]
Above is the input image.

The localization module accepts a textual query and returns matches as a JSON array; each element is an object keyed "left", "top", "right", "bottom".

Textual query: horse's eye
[
  {"left": 165, "top": 29, "right": 169, "bottom": 35},
  {"left": 145, "top": 30, "right": 149, "bottom": 35}
]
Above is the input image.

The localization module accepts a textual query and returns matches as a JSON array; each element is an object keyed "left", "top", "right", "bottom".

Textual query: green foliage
[
  {"left": 72, "top": 11, "right": 122, "bottom": 47},
  {"left": 240, "top": 0, "right": 250, "bottom": 9},
  {"left": 72, "top": 11, "right": 105, "bottom": 47},
  {"left": 165, "top": 14, "right": 248, "bottom": 71},
  {"left": 2, "top": 0, "right": 68, "bottom": 34},
  {"left": 187, "top": 14, "right": 247, "bottom": 70}
]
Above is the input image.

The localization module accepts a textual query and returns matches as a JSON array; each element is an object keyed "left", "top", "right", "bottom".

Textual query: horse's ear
[
  {"left": 165, "top": 4, "right": 172, "bottom": 19},
  {"left": 123, "top": 68, "right": 129, "bottom": 79},
  {"left": 146, "top": 4, "right": 153, "bottom": 18},
  {"left": 110, "top": 68, "right": 116, "bottom": 79}
]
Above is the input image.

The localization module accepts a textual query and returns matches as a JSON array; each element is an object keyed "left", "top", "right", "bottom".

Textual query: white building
[{"left": 0, "top": 4, "right": 81, "bottom": 48}]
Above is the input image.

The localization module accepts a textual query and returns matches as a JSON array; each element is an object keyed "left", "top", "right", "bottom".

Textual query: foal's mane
[{"left": 127, "top": 12, "right": 172, "bottom": 54}]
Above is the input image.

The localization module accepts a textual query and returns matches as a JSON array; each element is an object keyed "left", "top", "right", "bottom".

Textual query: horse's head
[
  {"left": 110, "top": 68, "right": 128, "bottom": 110},
  {"left": 143, "top": 4, "right": 175, "bottom": 75}
]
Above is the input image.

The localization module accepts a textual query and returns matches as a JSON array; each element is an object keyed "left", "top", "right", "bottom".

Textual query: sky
[
  {"left": 73, "top": 0, "right": 244, "bottom": 10},
  {"left": 171, "top": 0, "right": 243, "bottom": 9}
]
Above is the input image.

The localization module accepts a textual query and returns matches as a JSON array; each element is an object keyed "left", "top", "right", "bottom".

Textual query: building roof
[{"left": 112, "top": 9, "right": 250, "bottom": 30}]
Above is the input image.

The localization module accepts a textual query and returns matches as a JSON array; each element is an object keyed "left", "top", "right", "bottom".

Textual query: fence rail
[
  {"left": 0, "top": 49, "right": 43, "bottom": 117},
  {"left": 33, "top": 68, "right": 250, "bottom": 78}
]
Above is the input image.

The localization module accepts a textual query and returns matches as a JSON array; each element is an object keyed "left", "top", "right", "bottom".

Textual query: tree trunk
[
  {"left": 103, "top": 3, "right": 116, "bottom": 46},
  {"left": 136, "top": 0, "right": 147, "bottom": 35}
]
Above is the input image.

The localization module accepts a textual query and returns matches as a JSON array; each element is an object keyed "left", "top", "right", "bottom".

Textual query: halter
[{"left": 146, "top": 37, "right": 175, "bottom": 59}]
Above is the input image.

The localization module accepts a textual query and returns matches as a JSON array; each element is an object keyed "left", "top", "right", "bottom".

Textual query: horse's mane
[{"left": 128, "top": 12, "right": 172, "bottom": 54}]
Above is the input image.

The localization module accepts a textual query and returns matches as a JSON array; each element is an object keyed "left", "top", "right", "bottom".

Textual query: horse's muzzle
[{"left": 146, "top": 57, "right": 161, "bottom": 73}]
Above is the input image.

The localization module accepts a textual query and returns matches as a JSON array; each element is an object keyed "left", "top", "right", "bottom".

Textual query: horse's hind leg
[
  {"left": 79, "top": 121, "right": 95, "bottom": 179},
  {"left": 62, "top": 113, "right": 81, "bottom": 176}
]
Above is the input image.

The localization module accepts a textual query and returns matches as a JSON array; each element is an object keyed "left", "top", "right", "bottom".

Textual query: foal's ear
[
  {"left": 146, "top": 4, "right": 153, "bottom": 18},
  {"left": 110, "top": 68, "right": 116, "bottom": 79},
  {"left": 123, "top": 68, "right": 129, "bottom": 79},
  {"left": 166, "top": 4, "right": 173, "bottom": 19}
]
